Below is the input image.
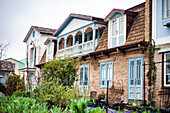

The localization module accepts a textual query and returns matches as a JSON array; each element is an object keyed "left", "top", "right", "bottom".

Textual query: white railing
[
  {"left": 83, "top": 40, "right": 93, "bottom": 53},
  {"left": 66, "top": 46, "right": 73, "bottom": 56},
  {"left": 57, "top": 40, "right": 93, "bottom": 58},
  {"left": 58, "top": 49, "right": 64, "bottom": 57},
  {"left": 74, "top": 44, "right": 82, "bottom": 55}
]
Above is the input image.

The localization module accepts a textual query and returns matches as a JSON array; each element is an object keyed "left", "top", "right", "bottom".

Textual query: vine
[{"left": 146, "top": 39, "right": 160, "bottom": 106}]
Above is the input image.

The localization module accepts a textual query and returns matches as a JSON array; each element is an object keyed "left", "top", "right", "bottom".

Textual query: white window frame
[
  {"left": 164, "top": 52, "right": 170, "bottom": 87},
  {"left": 108, "top": 15, "right": 126, "bottom": 48},
  {"left": 164, "top": 0, "right": 170, "bottom": 19},
  {"left": 46, "top": 42, "right": 54, "bottom": 62}
]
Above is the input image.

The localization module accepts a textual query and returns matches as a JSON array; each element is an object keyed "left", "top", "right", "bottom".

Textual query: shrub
[
  {"left": 12, "top": 90, "right": 27, "bottom": 97},
  {"left": 0, "top": 82, "right": 6, "bottom": 95},
  {"left": 34, "top": 81, "right": 82, "bottom": 107},
  {"left": 5, "top": 74, "right": 25, "bottom": 96},
  {"left": 41, "top": 56, "right": 80, "bottom": 86}
]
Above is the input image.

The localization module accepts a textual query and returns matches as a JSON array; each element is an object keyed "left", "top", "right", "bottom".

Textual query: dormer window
[{"left": 109, "top": 15, "right": 126, "bottom": 48}]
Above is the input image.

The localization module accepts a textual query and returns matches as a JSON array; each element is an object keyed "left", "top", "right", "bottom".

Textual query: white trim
[
  {"left": 158, "top": 48, "right": 170, "bottom": 53},
  {"left": 164, "top": 52, "right": 170, "bottom": 87}
]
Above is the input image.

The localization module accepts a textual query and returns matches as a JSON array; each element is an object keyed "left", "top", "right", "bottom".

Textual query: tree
[
  {"left": 34, "top": 56, "right": 82, "bottom": 107},
  {"left": 0, "top": 42, "right": 9, "bottom": 60},
  {"left": 41, "top": 56, "right": 80, "bottom": 86}
]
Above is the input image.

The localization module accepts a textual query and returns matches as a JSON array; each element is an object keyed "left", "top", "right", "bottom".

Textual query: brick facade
[{"left": 74, "top": 1, "right": 155, "bottom": 105}]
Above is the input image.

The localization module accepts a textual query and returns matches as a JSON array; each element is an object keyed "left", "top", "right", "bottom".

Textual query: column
[
  {"left": 92, "top": 23, "right": 96, "bottom": 52},
  {"left": 73, "top": 32, "right": 75, "bottom": 55},
  {"left": 57, "top": 37, "right": 59, "bottom": 59},
  {"left": 82, "top": 28, "right": 85, "bottom": 54},
  {"left": 64, "top": 36, "right": 67, "bottom": 58}
]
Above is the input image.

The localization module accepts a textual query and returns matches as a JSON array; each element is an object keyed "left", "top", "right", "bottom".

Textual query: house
[
  {"left": 0, "top": 60, "right": 14, "bottom": 85},
  {"left": 21, "top": 26, "right": 56, "bottom": 88},
  {"left": 43, "top": 0, "right": 153, "bottom": 105},
  {"left": 152, "top": 0, "right": 170, "bottom": 107},
  {"left": 4, "top": 58, "right": 21, "bottom": 76}
]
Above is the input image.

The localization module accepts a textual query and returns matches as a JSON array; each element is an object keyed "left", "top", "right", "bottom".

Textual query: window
[
  {"left": 100, "top": 61, "right": 113, "bottom": 88},
  {"left": 78, "top": 65, "right": 89, "bottom": 95},
  {"left": 164, "top": 53, "right": 170, "bottom": 86},
  {"left": 164, "top": 0, "right": 170, "bottom": 18},
  {"left": 47, "top": 42, "right": 53, "bottom": 61},
  {"left": 109, "top": 15, "right": 126, "bottom": 48},
  {"left": 12, "top": 63, "right": 15, "bottom": 69},
  {"left": 32, "top": 30, "right": 35, "bottom": 38}
]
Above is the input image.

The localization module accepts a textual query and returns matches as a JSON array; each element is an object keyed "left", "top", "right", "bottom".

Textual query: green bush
[
  {"left": 34, "top": 81, "right": 82, "bottom": 107},
  {"left": 41, "top": 56, "right": 80, "bottom": 86},
  {"left": 12, "top": 90, "right": 27, "bottom": 97},
  {"left": 34, "top": 56, "right": 82, "bottom": 107},
  {"left": 5, "top": 74, "right": 25, "bottom": 96}
]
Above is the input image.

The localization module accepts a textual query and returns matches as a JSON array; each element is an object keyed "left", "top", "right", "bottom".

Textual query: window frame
[
  {"left": 100, "top": 61, "right": 113, "bottom": 88},
  {"left": 164, "top": 52, "right": 170, "bottom": 87},
  {"left": 46, "top": 42, "right": 54, "bottom": 62},
  {"left": 108, "top": 15, "right": 126, "bottom": 48},
  {"left": 78, "top": 64, "right": 89, "bottom": 95}
]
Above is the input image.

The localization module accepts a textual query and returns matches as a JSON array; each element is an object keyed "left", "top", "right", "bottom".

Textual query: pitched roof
[
  {"left": 4, "top": 58, "right": 19, "bottom": 62},
  {"left": 53, "top": 13, "right": 104, "bottom": 37},
  {"left": 105, "top": 8, "right": 138, "bottom": 21},
  {"left": 23, "top": 26, "right": 56, "bottom": 42}
]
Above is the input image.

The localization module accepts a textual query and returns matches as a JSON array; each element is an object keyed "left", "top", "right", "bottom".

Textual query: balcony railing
[{"left": 57, "top": 40, "right": 93, "bottom": 58}]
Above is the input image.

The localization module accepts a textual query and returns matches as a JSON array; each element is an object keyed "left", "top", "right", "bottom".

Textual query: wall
[
  {"left": 152, "top": 0, "right": 170, "bottom": 45},
  {"left": 75, "top": 49, "right": 149, "bottom": 103}
]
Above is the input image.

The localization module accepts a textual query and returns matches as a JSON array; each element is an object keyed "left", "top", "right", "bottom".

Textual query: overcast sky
[{"left": 0, "top": 0, "right": 145, "bottom": 61}]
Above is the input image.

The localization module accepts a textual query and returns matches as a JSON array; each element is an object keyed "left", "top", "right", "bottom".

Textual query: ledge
[{"left": 162, "top": 18, "right": 170, "bottom": 27}]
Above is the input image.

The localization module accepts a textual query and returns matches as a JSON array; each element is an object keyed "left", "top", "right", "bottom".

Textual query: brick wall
[{"left": 75, "top": 49, "right": 149, "bottom": 104}]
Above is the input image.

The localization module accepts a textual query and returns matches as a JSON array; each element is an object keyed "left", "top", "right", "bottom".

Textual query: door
[
  {"left": 78, "top": 65, "right": 89, "bottom": 95},
  {"left": 128, "top": 57, "right": 143, "bottom": 100}
]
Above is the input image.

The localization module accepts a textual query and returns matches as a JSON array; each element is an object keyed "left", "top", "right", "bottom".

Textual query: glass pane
[
  {"left": 166, "top": 64, "right": 170, "bottom": 74},
  {"left": 119, "top": 36, "right": 124, "bottom": 46},
  {"left": 84, "top": 67, "right": 88, "bottom": 85},
  {"left": 166, "top": 75, "right": 170, "bottom": 85},
  {"left": 107, "top": 63, "right": 112, "bottom": 87},
  {"left": 112, "top": 38, "right": 117, "bottom": 47},
  {"left": 167, "top": 0, "right": 170, "bottom": 17},
  {"left": 112, "top": 20, "right": 117, "bottom": 36},
  {"left": 101, "top": 64, "right": 106, "bottom": 86},
  {"left": 119, "top": 17, "right": 124, "bottom": 34},
  {"left": 79, "top": 68, "right": 83, "bottom": 85},
  {"left": 130, "top": 61, "right": 134, "bottom": 85}
]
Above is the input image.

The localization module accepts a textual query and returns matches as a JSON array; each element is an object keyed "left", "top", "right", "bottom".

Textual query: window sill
[{"left": 162, "top": 17, "right": 170, "bottom": 27}]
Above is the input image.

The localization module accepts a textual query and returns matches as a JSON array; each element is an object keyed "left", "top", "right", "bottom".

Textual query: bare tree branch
[{"left": 0, "top": 42, "right": 10, "bottom": 60}]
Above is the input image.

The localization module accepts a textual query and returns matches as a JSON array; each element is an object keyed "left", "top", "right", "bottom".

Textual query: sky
[{"left": 0, "top": 0, "right": 145, "bottom": 61}]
